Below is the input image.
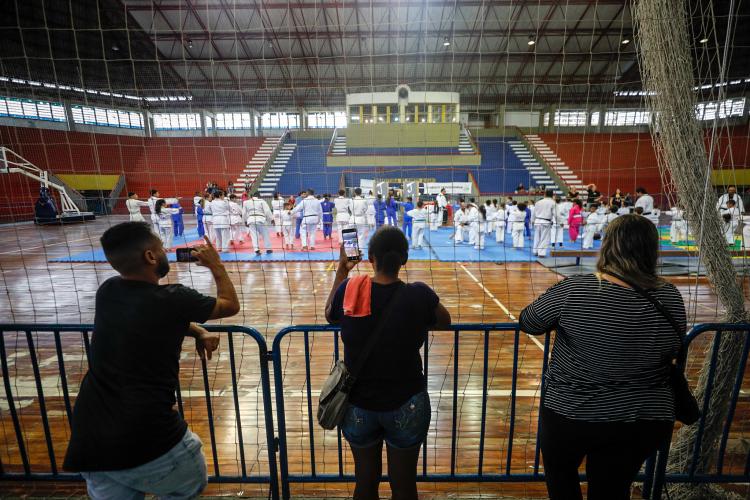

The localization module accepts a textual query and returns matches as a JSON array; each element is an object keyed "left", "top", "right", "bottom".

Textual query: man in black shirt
[
  {"left": 586, "top": 183, "right": 602, "bottom": 206},
  {"left": 63, "top": 222, "right": 239, "bottom": 499}
]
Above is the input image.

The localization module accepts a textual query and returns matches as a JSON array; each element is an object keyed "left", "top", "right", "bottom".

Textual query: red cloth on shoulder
[{"left": 343, "top": 275, "right": 372, "bottom": 317}]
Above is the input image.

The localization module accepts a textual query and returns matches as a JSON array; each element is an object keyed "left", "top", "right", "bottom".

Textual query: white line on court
[
  {"left": 459, "top": 264, "right": 546, "bottom": 352},
  {"left": 0, "top": 236, "right": 97, "bottom": 255}
]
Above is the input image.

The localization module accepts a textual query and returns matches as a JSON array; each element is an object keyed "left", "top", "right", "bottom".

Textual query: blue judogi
[
  {"left": 386, "top": 197, "right": 398, "bottom": 226},
  {"left": 374, "top": 198, "right": 387, "bottom": 228},
  {"left": 170, "top": 202, "right": 184, "bottom": 237},
  {"left": 295, "top": 196, "right": 303, "bottom": 239},
  {"left": 321, "top": 199, "right": 334, "bottom": 238},
  {"left": 196, "top": 205, "right": 205, "bottom": 238},
  {"left": 524, "top": 207, "right": 532, "bottom": 237},
  {"left": 399, "top": 201, "right": 414, "bottom": 239}
]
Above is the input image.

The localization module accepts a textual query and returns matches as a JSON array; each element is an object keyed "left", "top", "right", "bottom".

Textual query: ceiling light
[
  {"left": 527, "top": 36, "right": 536, "bottom": 46},
  {"left": 112, "top": 44, "right": 120, "bottom": 51},
  {"left": 621, "top": 39, "right": 630, "bottom": 45},
  {"left": 699, "top": 37, "right": 709, "bottom": 44},
  {"left": 187, "top": 39, "right": 193, "bottom": 49},
  {"left": 443, "top": 38, "right": 450, "bottom": 47}
]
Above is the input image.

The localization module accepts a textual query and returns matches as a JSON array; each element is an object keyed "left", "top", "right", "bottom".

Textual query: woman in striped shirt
[{"left": 520, "top": 214, "right": 684, "bottom": 500}]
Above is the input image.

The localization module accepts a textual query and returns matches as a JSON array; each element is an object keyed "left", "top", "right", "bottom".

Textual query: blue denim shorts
[{"left": 340, "top": 391, "right": 431, "bottom": 449}]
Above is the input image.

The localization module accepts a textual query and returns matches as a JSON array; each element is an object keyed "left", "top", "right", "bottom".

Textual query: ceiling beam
[{"left": 125, "top": 1, "right": 630, "bottom": 11}]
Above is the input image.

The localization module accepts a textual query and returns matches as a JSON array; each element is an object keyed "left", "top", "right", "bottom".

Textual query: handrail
[
  {"left": 462, "top": 123, "right": 480, "bottom": 154},
  {"left": 326, "top": 127, "right": 338, "bottom": 156},
  {"left": 251, "top": 129, "right": 289, "bottom": 195}
]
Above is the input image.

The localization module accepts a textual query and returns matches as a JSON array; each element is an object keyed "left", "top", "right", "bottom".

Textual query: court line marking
[
  {"left": 459, "top": 264, "right": 546, "bottom": 352},
  {"left": 0, "top": 237, "right": 97, "bottom": 255}
]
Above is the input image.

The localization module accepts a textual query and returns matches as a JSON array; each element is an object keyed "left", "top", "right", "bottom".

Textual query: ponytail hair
[
  {"left": 368, "top": 226, "right": 408, "bottom": 276},
  {"left": 155, "top": 199, "right": 166, "bottom": 214},
  {"left": 478, "top": 205, "right": 487, "bottom": 220}
]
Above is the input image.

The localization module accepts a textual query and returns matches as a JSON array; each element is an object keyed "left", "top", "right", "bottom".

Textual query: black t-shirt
[
  {"left": 329, "top": 279, "right": 439, "bottom": 411},
  {"left": 587, "top": 189, "right": 601, "bottom": 204},
  {"left": 63, "top": 277, "right": 216, "bottom": 472}
]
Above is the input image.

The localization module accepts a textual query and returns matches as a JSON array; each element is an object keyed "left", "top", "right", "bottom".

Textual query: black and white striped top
[{"left": 520, "top": 274, "right": 685, "bottom": 422}]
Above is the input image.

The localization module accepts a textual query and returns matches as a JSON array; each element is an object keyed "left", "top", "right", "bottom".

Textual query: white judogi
[
  {"left": 454, "top": 209, "right": 468, "bottom": 243},
  {"left": 156, "top": 208, "right": 179, "bottom": 250},
  {"left": 243, "top": 197, "right": 273, "bottom": 252},
  {"left": 493, "top": 208, "right": 507, "bottom": 243},
  {"left": 469, "top": 209, "right": 487, "bottom": 250},
  {"left": 210, "top": 198, "right": 232, "bottom": 252},
  {"left": 432, "top": 193, "right": 447, "bottom": 230},
  {"left": 556, "top": 201, "right": 572, "bottom": 245},
  {"left": 126, "top": 198, "right": 149, "bottom": 222},
  {"left": 351, "top": 195, "right": 369, "bottom": 249},
  {"left": 281, "top": 209, "right": 295, "bottom": 246},
  {"left": 365, "top": 195, "right": 376, "bottom": 231},
  {"left": 743, "top": 216, "right": 750, "bottom": 250},
  {"left": 532, "top": 197, "right": 557, "bottom": 257},
  {"left": 334, "top": 195, "right": 353, "bottom": 240},
  {"left": 667, "top": 208, "right": 687, "bottom": 243},
  {"left": 229, "top": 201, "right": 244, "bottom": 243},
  {"left": 203, "top": 202, "right": 214, "bottom": 244},
  {"left": 271, "top": 197, "right": 285, "bottom": 234},
  {"left": 466, "top": 204, "right": 479, "bottom": 245},
  {"left": 485, "top": 204, "right": 497, "bottom": 233},
  {"left": 583, "top": 212, "right": 605, "bottom": 249},
  {"left": 408, "top": 207, "right": 429, "bottom": 249},
  {"left": 148, "top": 196, "right": 160, "bottom": 233},
  {"left": 721, "top": 207, "right": 741, "bottom": 245},
  {"left": 509, "top": 210, "right": 526, "bottom": 248},
  {"left": 292, "top": 194, "right": 323, "bottom": 249},
  {"left": 506, "top": 204, "right": 515, "bottom": 234},
  {"left": 717, "top": 193, "right": 745, "bottom": 213},
  {"left": 193, "top": 195, "right": 202, "bottom": 215},
  {"left": 635, "top": 194, "right": 655, "bottom": 221}
]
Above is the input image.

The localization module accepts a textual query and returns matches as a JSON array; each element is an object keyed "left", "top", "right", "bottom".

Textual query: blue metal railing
[
  {"left": 0, "top": 324, "right": 280, "bottom": 500},
  {"left": 1, "top": 322, "right": 749, "bottom": 500},
  {"left": 644, "top": 322, "right": 750, "bottom": 500}
]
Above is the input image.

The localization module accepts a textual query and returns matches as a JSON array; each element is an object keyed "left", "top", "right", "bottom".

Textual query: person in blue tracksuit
[
  {"left": 170, "top": 200, "right": 184, "bottom": 237},
  {"left": 321, "top": 194, "right": 334, "bottom": 240},
  {"left": 373, "top": 194, "right": 387, "bottom": 228},
  {"left": 295, "top": 191, "right": 304, "bottom": 239},
  {"left": 196, "top": 199, "right": 205, "bottom": 238},
  {"left": 398, "top": 197, "right": 414, "bottom": 240},
  {"left": 385, "top": 193, "right": 398, "bottom": 226}
]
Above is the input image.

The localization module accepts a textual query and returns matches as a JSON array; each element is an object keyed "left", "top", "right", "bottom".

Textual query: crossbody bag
[
  {"left": 317, "top": 283, "right": 406, "bottom": 430},
  {"left": 606, "top": 272, "right": 700, "bottom": 425}
]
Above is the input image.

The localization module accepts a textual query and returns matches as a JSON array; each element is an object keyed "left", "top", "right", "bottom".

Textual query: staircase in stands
[
  {"left": 507, "top": 139, "right": 564, "bottom": 195},
  {"left": 524, "top": 134, "right": 587, "bottom": 194},
  {"left": 331, "top": 132, "right": 346, "bottom": 155},
  {"left": 258, "top": 141, "right": 297, "bottom": 197},
  {"left": 235, "top": 136, "right": 281, "bottom": 194}
]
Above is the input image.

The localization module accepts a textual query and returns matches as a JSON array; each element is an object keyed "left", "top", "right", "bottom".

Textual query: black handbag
[{"left": 606, "top": 272, "right": 701, "bottom": 425}]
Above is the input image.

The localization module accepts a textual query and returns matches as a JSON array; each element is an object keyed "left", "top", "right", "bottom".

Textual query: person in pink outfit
[{"left": 568, "top": 199, "right": 584, "bottom": 243}]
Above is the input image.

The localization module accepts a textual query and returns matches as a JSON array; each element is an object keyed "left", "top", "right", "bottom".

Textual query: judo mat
[{"left": 50, "top": 225, "right": 742, "bottom": 265}]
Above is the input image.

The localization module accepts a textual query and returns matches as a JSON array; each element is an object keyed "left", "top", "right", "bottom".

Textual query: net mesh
[{"left": 0, "top": 0, "right": 748, "bottom": 497}]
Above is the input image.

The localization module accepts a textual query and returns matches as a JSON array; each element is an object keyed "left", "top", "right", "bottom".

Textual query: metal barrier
[
  {"left": 644, "top": 323, "right": 750, "bottom": 500},
  {"left": 271, "top": 323, "right": 555, "bottom": 500},
  {"left": 2, "top": 322, "right": 749, "bottom": 500},
  {"left": 0, "top": 324, "right": 280, "bottom": 500}
]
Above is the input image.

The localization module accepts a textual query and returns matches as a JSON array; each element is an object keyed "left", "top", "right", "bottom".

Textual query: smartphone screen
[
  {"left": 342, "top": 229, "right": 360, "bottom": 260},
  {"left": 176, "top": 247, "right": 198, "bottom": 262}
]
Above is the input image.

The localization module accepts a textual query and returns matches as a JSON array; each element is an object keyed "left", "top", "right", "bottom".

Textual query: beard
[{"left": 156, "top": 253, "right": 170, "bottom": 278}]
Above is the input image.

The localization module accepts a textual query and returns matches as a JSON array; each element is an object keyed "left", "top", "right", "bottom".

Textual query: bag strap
[
  {"left": 349, "top": 282, "right": 406, "bottom": 380},
  {"left": 603, "top": 271, "right": 685, "bottom": 355}
]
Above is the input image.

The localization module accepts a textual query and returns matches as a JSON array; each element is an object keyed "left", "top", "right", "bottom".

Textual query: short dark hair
[
  {"left": 354, "top": 187, "right": 362, "bottom": 195},
  {"left": 545, "top": 188, "right": 554, "bottom": 197},
  {"left": 727, "top": 199, "right": 736, "bottom": 206},
  {"left": 517, "top": 202, "right": 527, "bottom": 211},
  {"left": 100, "top": 222, "right": 160, "bottom": 275},
  {"left": 368, "top": 226, "right": 408, "bottom": 275},
  {"left": 636, "top": 187, "right": 647, "bottom": 194},
  {"left": 253, "top": 191, "right": 261, "bottom": 198},
  {"left": 308, "top": 188, "right": 315, "bottom": 195},
  {"left": 339, "top": 189, "right": 346, "bottom": 196},
  {"left": 127, "top": 192, "right": 135, "bottom": 197},
  {"left": 150, "top": 189, "right": 159, "bottom": 196}
]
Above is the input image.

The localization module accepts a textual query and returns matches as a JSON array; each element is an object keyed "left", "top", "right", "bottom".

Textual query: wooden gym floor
[{"left": 0, "top": 216, "right": 748, "bottom": 499}]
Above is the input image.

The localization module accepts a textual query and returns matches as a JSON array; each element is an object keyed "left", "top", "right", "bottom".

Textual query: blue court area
[{"left": 48, "top": 224, "right": 698, "bottom": 264}]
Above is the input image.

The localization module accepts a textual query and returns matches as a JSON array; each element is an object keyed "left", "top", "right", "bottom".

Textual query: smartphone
[
  {"left": 176, "top": 247, "right": 198, "bottom": 262},
  {"left": 341, "top": 228, "right": 360, "bottom": 261}
]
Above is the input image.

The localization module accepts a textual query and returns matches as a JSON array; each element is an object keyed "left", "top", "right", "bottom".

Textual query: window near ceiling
[
  {"left": 152, "top": 113, "right": 201, "bottom": 130},
  {"left": 0, "top": 96, "right": 67, "bottom": 122},
  {"left": 604, "top": 109, "right": 652, "bottom": 126},
  {"left": 211, "top": 112, "right": 253, "bottom": 130},
  {"left": 552, "top": 110, "right": 588, "bottom": 127},
  {"left": 259, "top": 112, "right": 300, "bottom": 129},
  {"left": 695, "top": 97, "right": 746, "bottom": 121},
  {"left": 71, "top": 104, "right": 143, "bottom": 128}
]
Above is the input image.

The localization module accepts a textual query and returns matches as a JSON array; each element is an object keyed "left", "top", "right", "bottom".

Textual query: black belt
[
  {"left": 643, "top": 212, "right": 652, "bottom": 215},
  {"left": 535, "top": 217, "right": 552, "bottom": 222}
]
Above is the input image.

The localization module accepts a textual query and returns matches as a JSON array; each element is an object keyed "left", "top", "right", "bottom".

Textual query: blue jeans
[
  {"left": 80, "top": 430, "right": 207, "bottom": 500},
  {"left": 340, "top": 391, "right": 431, "bottom": 449}
]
